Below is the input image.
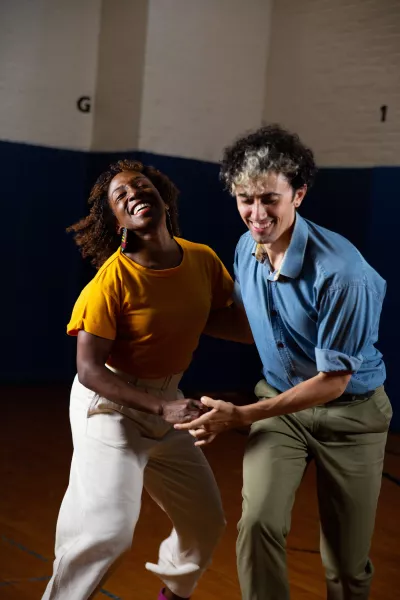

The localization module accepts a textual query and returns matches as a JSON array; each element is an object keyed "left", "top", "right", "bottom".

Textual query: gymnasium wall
[
  {"left": 0, "top": 0, "right": 100, "bottom": 382},
  {"left": 0, "top": 0, "right": 270, "bottom": 392},
  {"left": 0, "top": 1, "right": 399, "bottom": 427},
  {"left": 264, "top": 0, "right": 400, "bottom": 167},
  {"left": 0, "top": 0, "right": 101, "bottom": 150},
  {"left": 90, "top": 0, "right": 149, "bottom": 151},
  {"left": 138, "top": 0, "right": 272, "bottom": 162}
]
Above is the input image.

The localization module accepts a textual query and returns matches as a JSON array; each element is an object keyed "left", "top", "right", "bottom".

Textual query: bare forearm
[
  {"left": 240, "top": 372, "right": 350, "bottom": 425},
  {"left": 204, "top": 304, "right": 253, "bottom": 344},
  {"left": 78, "top": 364, "right": 162, "bottom": 415}
]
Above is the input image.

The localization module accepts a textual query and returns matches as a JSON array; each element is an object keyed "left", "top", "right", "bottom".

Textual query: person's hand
[
  {"left": 161, "top": 398, "right": 208, "bottom": 425},
  {"left": 174, "top": 396, "right": 245, "bottom": 445},
  {"left": 188, "top": 430, "right": 218, "bottom": 447}
]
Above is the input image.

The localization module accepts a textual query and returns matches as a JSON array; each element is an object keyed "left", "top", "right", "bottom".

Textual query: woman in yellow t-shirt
[{"left": 42, "top": 160, "right": 251, "bottom": 600}]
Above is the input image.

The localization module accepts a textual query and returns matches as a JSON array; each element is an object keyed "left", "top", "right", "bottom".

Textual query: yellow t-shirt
[{"left": 67, "top": 238, "right": 233, "bottom": 378}]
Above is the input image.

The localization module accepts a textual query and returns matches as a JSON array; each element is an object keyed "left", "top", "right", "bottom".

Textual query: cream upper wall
[
  {"left": 0, "top": 0, "right": 101, "bottom": 150},
  {"left": 1, "top": 0, "right": 399, "bottom": 167},
  {"left": 138, "top": 0, "right": 273, "bottom": 162},
  {"left": 264, "top": 0, "right": 400, "bottom": 167},
  {"left": 90, "top": 0, "right": 149, "bottom": 152}
]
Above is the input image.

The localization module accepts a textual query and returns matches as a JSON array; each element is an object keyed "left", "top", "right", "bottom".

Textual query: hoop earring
[{"left": 120, "top": 227, "right": 128, "bottom": 252}]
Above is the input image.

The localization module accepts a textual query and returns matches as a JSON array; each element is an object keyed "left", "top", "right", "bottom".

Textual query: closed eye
[{"left": 261, "top": 194, "right": 280, "bottom": 204}]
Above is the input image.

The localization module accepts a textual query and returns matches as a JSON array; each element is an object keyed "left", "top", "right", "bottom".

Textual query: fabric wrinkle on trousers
[
  {"left": 42, "top": 371, "right": 225, "bottom": 600},
  {"left": 237, "top": 379, "right": 392, "bottom": 600}
]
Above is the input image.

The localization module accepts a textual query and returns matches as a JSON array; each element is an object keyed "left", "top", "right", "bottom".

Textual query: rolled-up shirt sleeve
[{"left": 315, "top": 283, "right": 383, "bottom": 373}]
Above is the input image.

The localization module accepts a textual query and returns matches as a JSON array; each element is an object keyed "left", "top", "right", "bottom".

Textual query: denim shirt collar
[{"left": 252, "top": 213, "right": 309, "bottom": 280}]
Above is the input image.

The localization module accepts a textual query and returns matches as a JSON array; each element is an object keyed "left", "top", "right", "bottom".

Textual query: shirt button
[
  {"left": 271, "top": 310, "right": 278, "bottom": 316},
  {"left": 277, "top": 341, "right": 285, "bottom": 348}
]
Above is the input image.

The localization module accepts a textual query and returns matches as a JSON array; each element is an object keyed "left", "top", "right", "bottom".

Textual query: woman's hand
[
  {"left": 174, "top": 396, "right": 245, "bottom": 445},
  {"left": 161, "top": 398, "right": 208, "bottom": 424}
]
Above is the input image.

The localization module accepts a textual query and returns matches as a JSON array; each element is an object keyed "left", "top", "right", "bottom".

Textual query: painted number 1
[{"left": 380, "top": 105, "right": 387, "bottom": 122}]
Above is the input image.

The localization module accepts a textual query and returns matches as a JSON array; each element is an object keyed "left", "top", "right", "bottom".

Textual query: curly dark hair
[
  {"left": 220, "top": 124, "right": 317, "bottom": 192},
  {"left": 67, "top": 159, "right": 180, "bottom": 269}
]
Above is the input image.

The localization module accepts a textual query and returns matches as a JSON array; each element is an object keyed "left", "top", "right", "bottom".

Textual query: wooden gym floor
[{"left": 1, "top": 384, "right": 399, "bottom": 599}]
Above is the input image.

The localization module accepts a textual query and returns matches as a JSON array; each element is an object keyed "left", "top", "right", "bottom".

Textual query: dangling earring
[
  {"left": 120, "top": 227, "right": 128, "bottom": 252},
  {"left": 166, "top": 208, "right": 174, "bottom": 238}
]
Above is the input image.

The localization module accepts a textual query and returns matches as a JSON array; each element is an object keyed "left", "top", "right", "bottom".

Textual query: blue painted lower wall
[{"left": 0, "top": 141, "right": 398, "bottom": 429}]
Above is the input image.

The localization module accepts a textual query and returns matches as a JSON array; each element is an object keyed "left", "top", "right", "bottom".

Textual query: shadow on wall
[{"left": 0, "top": 141, "right": 397, "bottom": 429}]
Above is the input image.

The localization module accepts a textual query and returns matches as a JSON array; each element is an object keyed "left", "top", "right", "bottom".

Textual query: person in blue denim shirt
[{"left": 177, "top": 125, "right": 392, "bottom": 600}]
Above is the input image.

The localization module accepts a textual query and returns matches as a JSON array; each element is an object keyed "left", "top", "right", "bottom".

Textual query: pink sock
[{"left": 158, "top": 589, "right": 189, "bottom": 600}]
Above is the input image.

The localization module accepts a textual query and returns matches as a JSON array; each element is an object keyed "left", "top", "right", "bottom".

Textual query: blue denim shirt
[{"left": 234, "top": 213, "right": 386, "bottom": 394}]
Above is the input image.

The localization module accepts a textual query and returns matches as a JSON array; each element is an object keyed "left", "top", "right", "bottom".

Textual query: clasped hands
[{"left": 161, "top": 396, "right": 244, "bottom": 446}]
